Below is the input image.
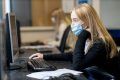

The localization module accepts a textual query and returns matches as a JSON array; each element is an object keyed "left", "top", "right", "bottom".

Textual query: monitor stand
[
  {"left": 9, "top": 63, "right": 22, "bottom": 70},
  {"left": 9, "top": 58, "right": 27, "bottom": 70}
]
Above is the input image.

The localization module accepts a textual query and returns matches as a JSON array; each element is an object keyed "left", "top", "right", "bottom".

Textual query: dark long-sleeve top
[{"left": 43, "top": 30, "right": 120, "bottom": 79}]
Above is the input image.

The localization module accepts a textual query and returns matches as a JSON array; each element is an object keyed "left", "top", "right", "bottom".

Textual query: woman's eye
[
  {"left": 73, "top": 18, "right": 78, "bottom": 21},
  {"left": 72, "top": 18, "right": 79, "bottom": 22}
]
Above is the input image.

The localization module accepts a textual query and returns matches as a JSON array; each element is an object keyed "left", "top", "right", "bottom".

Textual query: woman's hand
[{"left": 29, "top": 53, "right": 43, "bottom": 60}]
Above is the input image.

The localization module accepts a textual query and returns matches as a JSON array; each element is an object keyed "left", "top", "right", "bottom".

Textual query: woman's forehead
[{"left": 71, "top": 10, "right": 79, "bottom": 19}]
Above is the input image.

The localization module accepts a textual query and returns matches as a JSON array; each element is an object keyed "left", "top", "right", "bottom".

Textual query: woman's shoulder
[{"left": 93, "top": 38, "right": 105, "bottom": 45}]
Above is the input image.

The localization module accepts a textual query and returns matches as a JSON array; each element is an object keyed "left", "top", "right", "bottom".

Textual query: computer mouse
[
  {"left": 59, "top": 73, "right": 77, "bottom": 80},
  {"left": 49, "top": 73, "right": 77, "bottom": 80}
]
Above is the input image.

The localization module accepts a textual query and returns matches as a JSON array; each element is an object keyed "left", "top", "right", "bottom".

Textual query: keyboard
[
  {"left": 27, "top": 59, "right": 57, "bottom": 72},
  {"left": 37, "top": 48, "right": 53, "bottom": 53}
]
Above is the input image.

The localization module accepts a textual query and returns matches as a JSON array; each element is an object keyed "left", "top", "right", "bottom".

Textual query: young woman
[
  {"left": 29, "top": 3, "right": 119, "bottom": 79},
  {"left": 49, "top": 8, "right": 71, "bottom": 47}
]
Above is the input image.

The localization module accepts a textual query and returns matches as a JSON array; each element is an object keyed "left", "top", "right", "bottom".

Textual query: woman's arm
[
  {"left": 72, "top": 30, "right": 107, "bottom": 71},
  {"left": 43, "top": 52, "right": 73, "bottom": 61}
]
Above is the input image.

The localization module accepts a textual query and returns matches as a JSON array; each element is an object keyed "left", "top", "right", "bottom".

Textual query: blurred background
[{"left": 0, "top": 0, "right": 120, "bottom": 46}]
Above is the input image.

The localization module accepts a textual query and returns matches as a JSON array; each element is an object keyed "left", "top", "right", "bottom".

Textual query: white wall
[
  {"left": 20, "top": 26, "right": 56, "bottom": 43},
  {"left": 100, "top": 0, "right": 120, "bottom": 29},
  {"left": 92, "top": 0, "right": 100, "bottom": 16}
]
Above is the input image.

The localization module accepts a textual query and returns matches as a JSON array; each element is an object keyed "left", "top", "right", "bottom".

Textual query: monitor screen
[
  {"left": 0, "top": 20, "right": 8, "bottom": 80},
  {"left": 5, "top": 12, "right": 19, "bottom": 64},
  {"left": 9, "top": 13, "right": 19, "bottom": 56}
]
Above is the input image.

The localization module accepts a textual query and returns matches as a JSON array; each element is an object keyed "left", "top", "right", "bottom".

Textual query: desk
[
  {"left": 19, "top": 46, "right": 60, "bottom": 58},
  {"left": 8, "top": 61, "right": 87, "bottom": 80},
  {"left": 8, "top": 61, "right": 73, "bottom": 80},
  {"left": 8, "top": 48, "right": 87, "bottom": 80}
]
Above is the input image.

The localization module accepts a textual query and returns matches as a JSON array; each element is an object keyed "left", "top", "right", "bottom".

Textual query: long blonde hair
[
  {"left": 75, "top": 3, "right": 118, "bottom": 58},
  {"left": 51, "top": 8, "right": 71, "bottom": 26}
]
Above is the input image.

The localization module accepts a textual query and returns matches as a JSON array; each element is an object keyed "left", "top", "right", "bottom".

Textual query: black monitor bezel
[{"left": 5, "top": 12, "right": 19, "bottom": 65}]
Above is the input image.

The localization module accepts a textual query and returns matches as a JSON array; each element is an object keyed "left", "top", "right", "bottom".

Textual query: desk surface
[
  {"left": 8, "top": 61, "right": 73, "bottom": 80},
  {"left": 8, "top": 47, "right": 87, "bottom": 80}
]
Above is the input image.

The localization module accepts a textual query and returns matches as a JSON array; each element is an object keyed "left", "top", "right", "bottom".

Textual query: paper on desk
[{"left": 26, "top": 68, "right": 82, "bottom": 79}]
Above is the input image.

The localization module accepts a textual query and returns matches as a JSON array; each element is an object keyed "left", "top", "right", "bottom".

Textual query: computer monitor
[
  {"left": 5, "top": 12, "right": 19, "bottom": 64},
  {"left": 0, "top": 20, "right": 8, "bottom": 80}
]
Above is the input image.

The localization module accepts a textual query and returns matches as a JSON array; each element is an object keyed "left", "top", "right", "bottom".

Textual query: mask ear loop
[
  {"left": 74, "top": 7, "right": 90, "bottom": 30},
  {"left": 76, "top": 7, "right": 93, "bottom": 42}
]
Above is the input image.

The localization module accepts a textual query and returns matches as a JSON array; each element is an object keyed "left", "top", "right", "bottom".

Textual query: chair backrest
[{"left": 58, "top": 25, "right": 71, "bottom": 53}]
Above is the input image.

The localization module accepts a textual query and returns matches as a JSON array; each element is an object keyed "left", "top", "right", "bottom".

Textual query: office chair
[
  {"left": 58, "top": 25, "right": 71, "bottom": 53},
  {"left": 84, "top": 50, "right": 120, "bottom": 80},
  {"left": 84, "top": 66, "right": 115, "bottom": 80}
]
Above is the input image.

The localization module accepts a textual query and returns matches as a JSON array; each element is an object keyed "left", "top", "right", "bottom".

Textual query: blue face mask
[{"left": 71, "top": 22, "right": 83, "bottom": 36}]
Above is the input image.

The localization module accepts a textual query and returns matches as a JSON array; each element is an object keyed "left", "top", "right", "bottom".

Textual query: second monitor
[{"left": 5, "top": 12, "right": 20, "bottom": 69}]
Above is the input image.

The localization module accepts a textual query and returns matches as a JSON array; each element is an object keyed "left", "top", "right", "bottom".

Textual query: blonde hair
[
  {"left": 74, "top": 3, "right": 118, "bottom": 58},
  {"left": 51, "top": 8, "right": 71, "bottom": 26}
]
